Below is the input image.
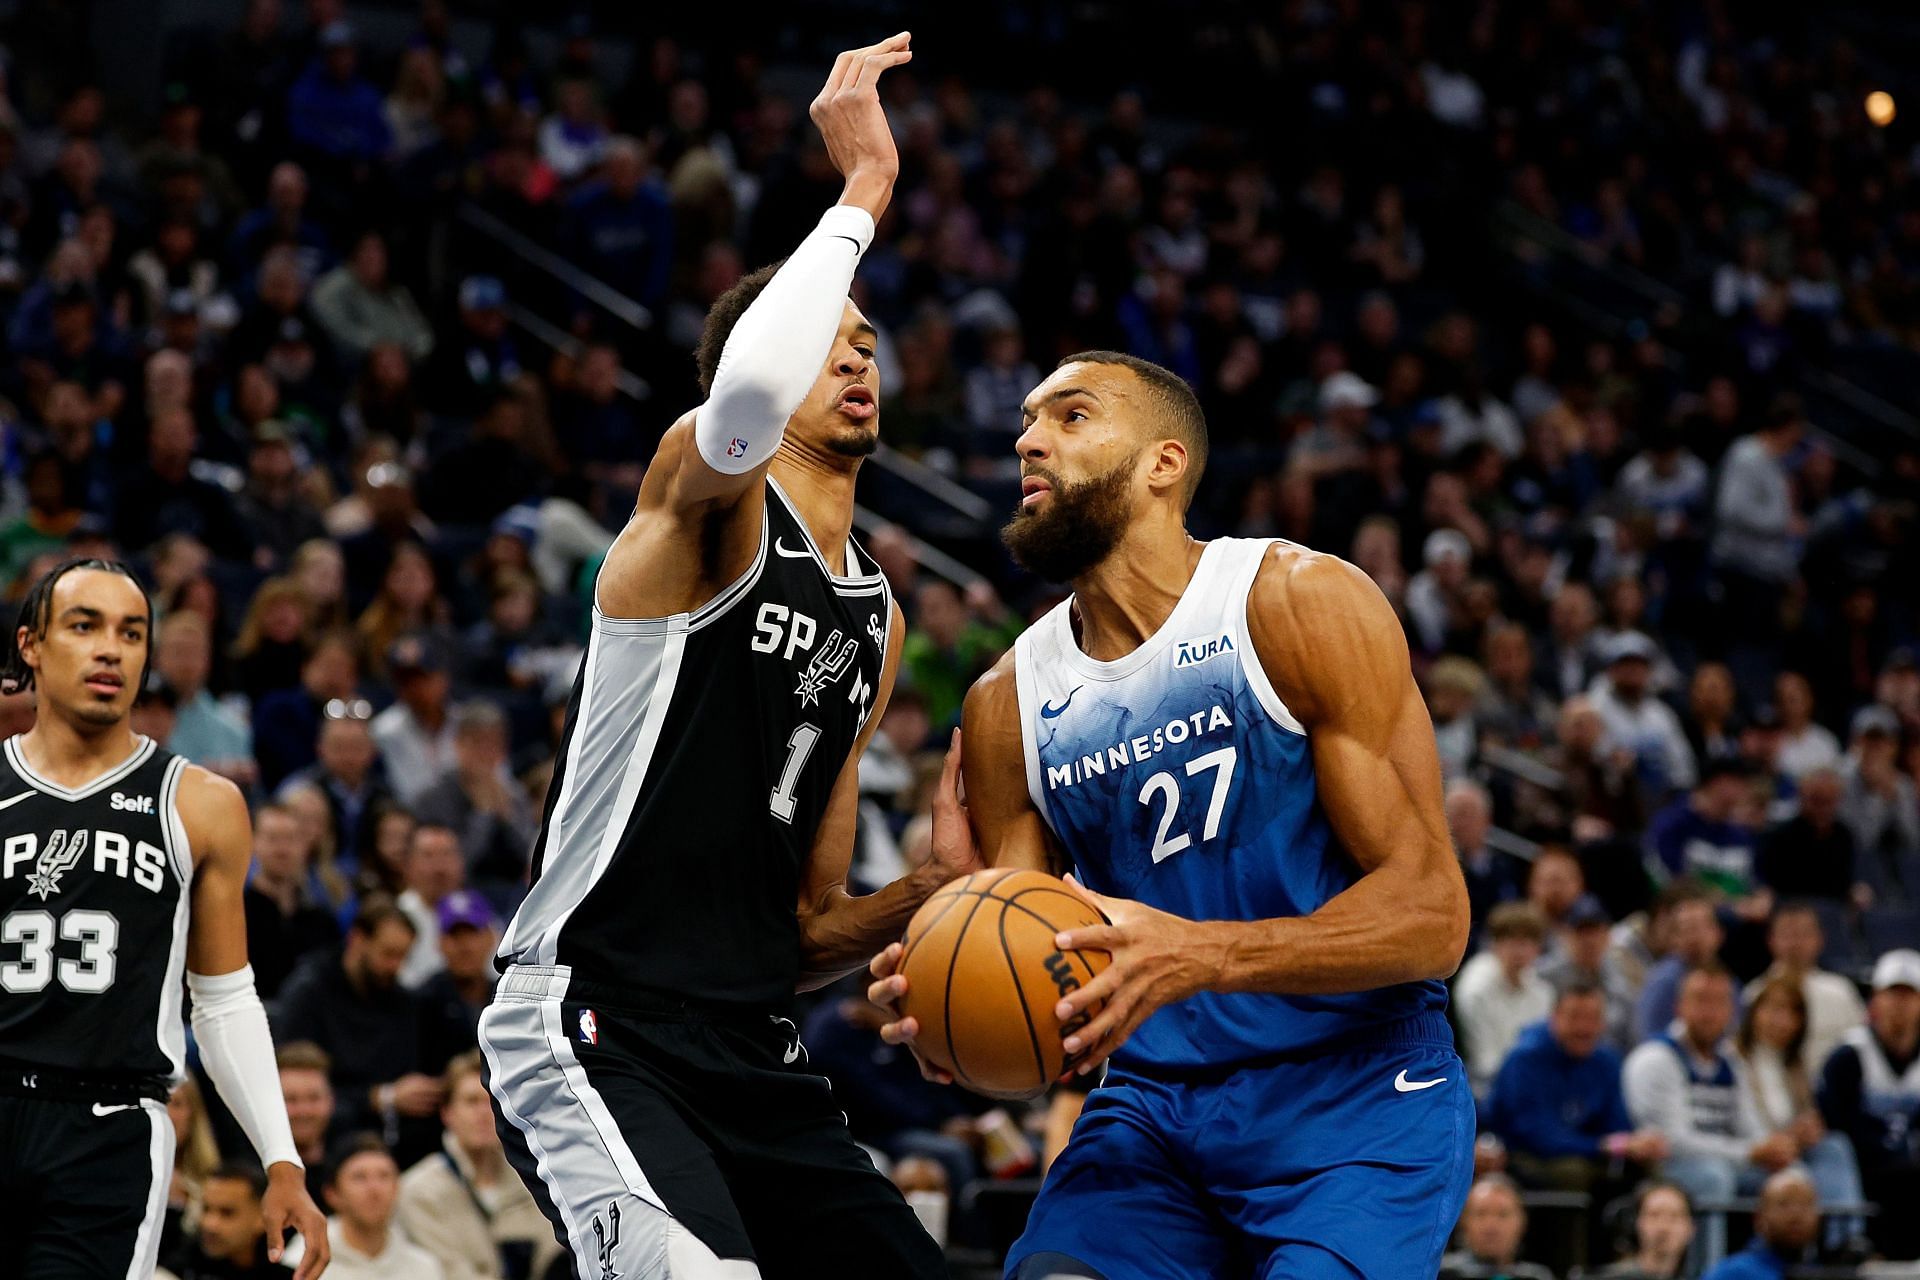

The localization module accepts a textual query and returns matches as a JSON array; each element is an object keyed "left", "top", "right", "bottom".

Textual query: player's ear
[{"left": 1144, "top": 438, "right": 1188, "bottom": 499}]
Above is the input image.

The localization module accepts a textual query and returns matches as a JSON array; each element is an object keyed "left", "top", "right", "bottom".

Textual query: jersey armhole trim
[
  {"left": 159, "top": 756, "right": 193, "bottom": 885},
  {"left": 1237, "top": 542, "right": 1307, "bottom": 737},
  {"left": 1010, "top": 640, "right": 1060, "bottom": 839},
  {"left": 590, "top": 508, "right": 769, "bottom": 637}
]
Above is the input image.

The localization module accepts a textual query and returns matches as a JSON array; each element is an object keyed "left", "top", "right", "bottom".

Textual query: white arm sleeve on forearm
[
  {"left": 189, "top": 965, "right": 302, "bottom": 1169},
  {"left": 694, "top": 204, "right": 875, "bottom": 474}
]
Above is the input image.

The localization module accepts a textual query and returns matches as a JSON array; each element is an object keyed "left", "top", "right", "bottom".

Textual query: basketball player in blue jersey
[{"left": 871, "top": 350, "right": 1475, "bottom": 1279}]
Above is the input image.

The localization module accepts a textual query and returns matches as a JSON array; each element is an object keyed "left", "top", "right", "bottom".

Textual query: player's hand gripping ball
[{"left": 895, "top": 868, "right": 1110, "bottom": 1099}]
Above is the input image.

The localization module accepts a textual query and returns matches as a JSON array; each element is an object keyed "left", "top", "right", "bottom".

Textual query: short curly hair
[{"left": 694, "top": 260, "right": 785, "bottom": 396}]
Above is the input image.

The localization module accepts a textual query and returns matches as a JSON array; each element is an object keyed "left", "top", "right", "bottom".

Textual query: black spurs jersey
[
  {"left": 499, "top": 478, "right": 894, "bottom": 1007},
  {"left": 0, "top": 736, "right": 194, "bottom": 1082}
]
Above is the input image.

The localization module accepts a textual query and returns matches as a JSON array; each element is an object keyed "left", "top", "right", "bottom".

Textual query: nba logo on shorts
[
  {"left": 726, "top": 436, "right": 749, "bottom": 459},
  {"left": 578, "top": 1009, "right": 599, "bottom": 1046}
]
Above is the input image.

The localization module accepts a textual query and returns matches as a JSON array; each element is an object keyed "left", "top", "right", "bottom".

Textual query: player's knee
[
  {"left": 1013, "top": 1251, "right": 1108, "bottom": 1279},
  {"left": 664, "top": 1219, "right": 761, "bottom": 1278}
]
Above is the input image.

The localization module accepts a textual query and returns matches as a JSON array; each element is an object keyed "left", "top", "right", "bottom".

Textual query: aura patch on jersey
[{"left": 1172, "top": 631, "right": 1236, "bottom": 668}]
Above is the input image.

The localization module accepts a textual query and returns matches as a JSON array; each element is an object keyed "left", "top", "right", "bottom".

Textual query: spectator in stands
[
  {"left": 412, "top": 701, "right": 537, "bottom": 903},
  {"left": 1838, "top": 705, "right": 1920, "bottom": 906},
  {"left": 421, "top": 276, "right": 521, "bottom": 416},
  {"left": 1450, "top": 779, "right": 1524, "bottom": 938},
  {"left": 165, "top": 1162, "right": 281, "bottom": 1279},
  {"left": 369, "top": 632, "right": 454, "bottom": 809},
  {"left": 309, "top": 229, "right": 432, "bottom": 367},
  {"left": 278, "top": 1042, "right": 337, "bottom": 1205},
  {"left": 1756, "top": 768, "right": 1854, "bottom": 903},
  {"left": 280, "top": 708, "right": 390, "bottom": 867},
  {"left": 414, "top": 890, "right": 498, "bottom": 1053},
  {"left": 273, "top": 896, "right": 447, "bottom": 1167},
  {"left": 1538, "top": 896, "right": 1636, "bottom": 1051},
  {"left": 397, "top": 1052, "right": 560, "bottom": 1280},
  {"left": 153, "top": 608, "right": 251, "bottom": 768},
  {"left": 1645, "top": 762, "right": 1764, "bottom": 912},
  {"left": 1637, "top": 896, "right": 1732, "bottom": 1042},
  {"left": 235, "top": 424, "right": 329, "bottom": 567},
  {"left": 1539, "top": 584, "right": 1602, "bottom": 703},
  {"left": 1734, "top": 977, "right": 1865, "bottom": 1240},
  {"left": 1439, "top": 1174, "right": 1558, "bottom": 1280},
  {"left": 253, "top": 632, "right": 361, "bottom": 789},
  {"left": 395, "top": 822, "right": 466, "bottom": 989},
  {"left": 115, "top": 406, "right": 252, "bottom": 560},
  {"left": 1455, "top": 902, "right": 1554, "bottom": 1094},
  {"left": 1771, "top": 673, "right": 1839, "bottom": 783},
  {"left": 1486, "top": 979, "right": 1668, "bottom": 1197},
  {"left": 163, "top": 1077, "right": 220, "bottom": 1257},
  {"left": 562, "top": 134, "right": 673, "bottom": 308},
  {"left": 1590, "top": 632, "right": 1697, "bottom": 798},
  {"left": 1528, "top": 846, "right": 1588, "bottom": 938},
  {"left": 901, "top": 579, "right": 1021, "bottom": 731},
  {"left": 1596, "top": 1180, "right": 1695, "bottom": 1278},
  {"left": 244, "top": 800, "right": 341, "bottom": 998},
  {"left": 287, "top": 23, "right": 392, "bottom": 172},
  {"left": 1478, "top": 621, "right": 1559, "bottom": 751},
  {"left": 1710, "top": 401, "right": 1804, "bottom": 670},
  {"left": 1683, "top": 664, "right": 1743, "bottom": 771},
  {"left": 299, "top": 1134, "right": 444, "bottom": 1280},
  {"left": 1818, "top": 949, "right": 1920, "bottom": 1260},
  {"left": 228, "top": 162, "right": 330, "bottom": 281},
  {"left": 1623, "top": 965, "right": 1800, "bottom": 1262},
  {"left": 1741, "top": 903, "right": 1866, "bottom": 1075},
  {"left": 1698, "top": 1168, "right": 1820, "bottom": 1280}
]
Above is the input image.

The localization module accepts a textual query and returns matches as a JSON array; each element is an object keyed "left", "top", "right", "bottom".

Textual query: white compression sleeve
[
  {"left": 188, "top": 965, "right": 302, "bottom": 1169},
  {"left": 694, "top": 204, "right": 875, "bottom": 474}
]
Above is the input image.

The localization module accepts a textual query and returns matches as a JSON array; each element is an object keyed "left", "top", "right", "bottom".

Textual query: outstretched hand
[{"left": 809, "top": 33, "right": 913, "bottom": 219}]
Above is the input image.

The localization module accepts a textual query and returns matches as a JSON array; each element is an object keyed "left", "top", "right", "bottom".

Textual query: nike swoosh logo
[
  {"left": 1040, "top": 686, "right": 1083, "bottom": 719},
  {"left": 91, "top": 1102, "right": 137, "bottom": 1116},
  {"left": 1393, "top": 1070, "right": 1447, "bottom": 1093},
  {"left": 783, "top": 1043, "right": 801, "bottom": 1065},
  {"left": 773, "top": 537, "right": 814, "bottom": 559}
]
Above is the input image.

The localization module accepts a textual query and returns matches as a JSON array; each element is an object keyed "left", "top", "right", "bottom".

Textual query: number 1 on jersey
[
  {"left": 770, "top": 723, "right": 823, "bottom": 823},
  {"left": 1139, "top": 746, "right": 1238, "bottom": 863}
]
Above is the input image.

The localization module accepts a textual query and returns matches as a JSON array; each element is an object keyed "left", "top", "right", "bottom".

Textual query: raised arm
[
  {"left": 598, "top": 34, "right": 909, "bottom": 620},
  {"left": 1051, "top": 548, "right": 1470, "bottom": 1073},
  {"left": 182, "top": 768, "right": 330, "bottom": 1279},
  {"left": 795, "top": 599, "right": 983, "bottom": 987}
]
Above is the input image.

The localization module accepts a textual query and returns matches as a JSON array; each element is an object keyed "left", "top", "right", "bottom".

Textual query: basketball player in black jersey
[
  {"left": 480, "top": 33, "right": 975, "bottom": 1280},
  {"left": 0, "top": 559, "right": 329, "bottom": 1278}
]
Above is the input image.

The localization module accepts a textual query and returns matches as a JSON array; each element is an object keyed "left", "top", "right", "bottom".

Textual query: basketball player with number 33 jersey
[
  {"left": 872, "top": 353, "right": 1476, "bottom": 1279},
  {"left": 0, "top": 559, "right": 328, "bottom": 1280}
]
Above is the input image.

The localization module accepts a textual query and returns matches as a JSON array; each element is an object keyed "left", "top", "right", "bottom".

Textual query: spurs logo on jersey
[
  {"left": 4, "top": 828, "right": 172, "bottom": 897},
  {"left": 794, "top": 629, "right": 859, "bottom": 707},
  {"left": 21, "top": 829, "right": 87, "bottom": 900}
]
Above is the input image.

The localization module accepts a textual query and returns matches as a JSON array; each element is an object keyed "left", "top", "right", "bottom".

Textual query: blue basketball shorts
[{"left": 1006, "top": 1015, "right": 1474, "bottom": 1280}]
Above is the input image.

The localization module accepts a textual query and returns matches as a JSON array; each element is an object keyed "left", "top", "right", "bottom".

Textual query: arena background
[{"left": 5, "top": 0, "right": 1920, "bottom": 1276}]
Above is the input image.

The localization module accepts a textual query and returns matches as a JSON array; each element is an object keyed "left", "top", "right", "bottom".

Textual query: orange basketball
[{"left": 897, "top": 868, "right": 1111, "bottom": 1100}]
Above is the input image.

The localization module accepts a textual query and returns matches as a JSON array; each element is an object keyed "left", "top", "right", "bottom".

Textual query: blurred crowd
[{"left": 0, "top": 0, "right": 1913, "bottom": 1275}]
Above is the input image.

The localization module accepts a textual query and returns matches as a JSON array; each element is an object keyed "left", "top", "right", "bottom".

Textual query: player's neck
[
  {"left": 769, "top": 452, "right": 858, "bottom": 574},
  {"left": 1068, "top": 520, "right": 1205, "bottom": 662},
  {"left": 17, "top": 714, "right": 141, "bottom": 787}
]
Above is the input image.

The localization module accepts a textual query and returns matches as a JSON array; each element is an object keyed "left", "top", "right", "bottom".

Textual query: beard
[
  {"left": 824, "top": 422, "right": 878, "bottom": 458},
  {"left": 1001, "top": 453, "right": 1137, "bottom": 583}
]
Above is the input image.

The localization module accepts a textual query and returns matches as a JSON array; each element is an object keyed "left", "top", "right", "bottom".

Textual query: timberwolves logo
[
  {"left": 592, "top": 1201, "right": 622, "bottom": 1280},
  {"left": 795, "top": 629, "right": 859, "bottom": 708},
  {"left": 25, "top": 829, "right": 87, "bottom": 901}
]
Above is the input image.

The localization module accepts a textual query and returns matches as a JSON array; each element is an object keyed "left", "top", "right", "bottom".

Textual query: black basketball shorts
[
  {"left": 0, "top": 1088, "right": 175, "bottom": 1280},
  {"left": 478, "top": 964, "right": 949, "bottom": 1280}
]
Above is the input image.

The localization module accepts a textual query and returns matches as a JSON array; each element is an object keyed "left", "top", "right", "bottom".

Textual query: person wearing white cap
[
  {"left": 1589, "top": 631, "right": 1698, "bottom": 796},
  {"left": 1817, "top": 948, "right": 1920, "bottom": 1259},
  {"left": 1405, "top": 526, "right": 1472, "bottom": 655}
]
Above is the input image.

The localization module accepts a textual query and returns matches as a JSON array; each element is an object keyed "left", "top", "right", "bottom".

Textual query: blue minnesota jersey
[{"left": 1013, "top": 537, "right": 1446, "bottom": 1072}]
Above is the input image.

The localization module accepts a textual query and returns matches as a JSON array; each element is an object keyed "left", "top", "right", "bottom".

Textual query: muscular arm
[
  {"left": 1199, "top": 549, "right": 1470, "bottom": 992},
  {"left": 958, "top": 654, "right": 1062, "bottom": 874},
  {"left": 795, "top": 601, "right": 951, "bottom": 988}
]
